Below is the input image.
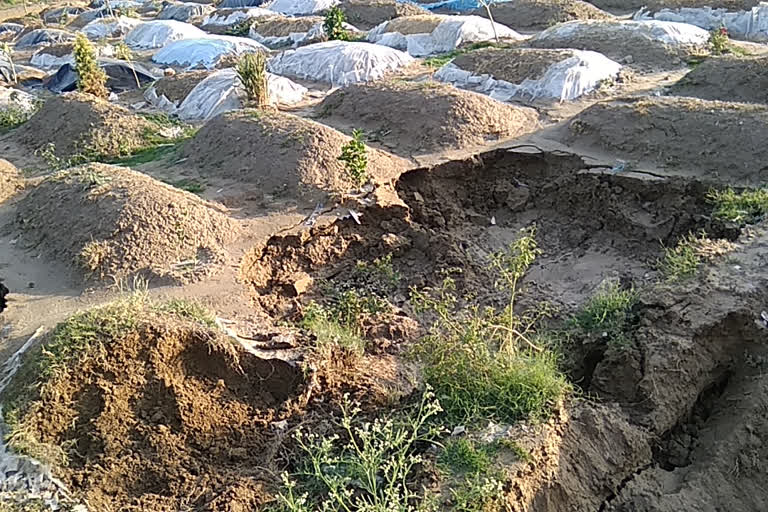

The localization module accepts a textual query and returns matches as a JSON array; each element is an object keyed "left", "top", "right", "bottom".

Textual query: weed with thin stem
[
  {"left": 339, "top": 128, "right": 368, "bottom": 189},
  {"left": 660, "top": 232, "right": 706, "bottom": 281}
]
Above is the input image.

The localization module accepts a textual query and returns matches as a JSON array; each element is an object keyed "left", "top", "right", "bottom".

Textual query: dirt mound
[
  {"left": 34, "top": 42, "right": 74, "bottom": 57},
  {"left": 643, "top": 0, "right": 760, "bottom": 11},
  {"left": 562, "top": 96, "right": 768, "bottom": 184},
  {"left": 316, "top": 80, "right": 540, "bottom": 156},
  {"left": 151, "top": 70, "right": 210, "bottom": 103},
  {"left": 473, "top": 0, "right": 612, "bottom": 32},
  {"left": 375, "top": 13, "right": 443, "bottom": 34},
  {"left": 668, "top": 55, "right": 768, "bottom": 104},
  {"left": 528, "top": 21, "right": 706, "bottom": 70},
  {"left": 15, "top": 164, "right": 241, "bottom": 282},
  {"left": 339, "top": 0, "right": 430, "bottom": 30},
  {"left": 249, "top": 15, "right": 321, "bottom": 36},
  {"left": 0, "top": 158, "right": 22, "bottom": 203},
  {"left": 12, "top": 93, "right": 156, "bottom": 160},
  {"left": 1, "top": 307, "right": 302, "bottom": 511},
  {"left": 452, "top": 47, "right": 577, "bottom": 84},
  {"left": 180, "top": 109, "right": 410, "bottom": 199}
]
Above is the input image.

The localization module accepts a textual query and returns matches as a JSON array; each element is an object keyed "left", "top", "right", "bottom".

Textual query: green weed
[
  {"left": 236, "top": 51, "right": 270, "bottom": 107},
  {"left": 708, "top": 187, "right": 768, "bottom": 225},
  {"left": 323, "top": 5, "right": 349, "bottom": 41},
  {"left": 449, "top": 474, "right": 504, "bottom": 512},
  {"left": 438, "top": 438, "right": 495, "bottom": 475},
  {"left": 168, "top": 178, "right": 205, "bottom": 194},
  {"left": 156, "top": 298, "right": 216, "bottom": 327},
  {"left": 570, "top": 282, "right": 637, "bottom": 346},
  {"left": 73, "top": 33, "right": 108, "bottom": 98},
  {"left": 338, "top": 128, "right": 368, "bottom": 188},
  {"left": 660, "top": 232, "right": 704, "bottom": 281}
]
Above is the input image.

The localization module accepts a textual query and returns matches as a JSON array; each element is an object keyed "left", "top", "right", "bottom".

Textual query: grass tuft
[
  {"left": 439, "top": 438, "right": 495, "bottom": 475},
  {"left": 570, "top": 282, "right": 637, "bottom": 346},
  {"left": 708, "top": 187, "right": 768, "bottom": 225}
]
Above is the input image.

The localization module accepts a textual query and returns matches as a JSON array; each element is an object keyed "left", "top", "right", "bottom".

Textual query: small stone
[
  {"left": 163, "top": 67, "right": 176, "bottom": 77},
  {"left": 290, "top": 272, "right": 313, "bottom": 297}
]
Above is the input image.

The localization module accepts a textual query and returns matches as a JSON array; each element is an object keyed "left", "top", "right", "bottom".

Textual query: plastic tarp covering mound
[
  {"left": 125, "top": 20, "right": 207, "bottom": 49},
  {"left": 533, "top": 19, "right": 709, "bottom": 46},
  {"left": 249, "top": 20, "right": 359, "bottom": 48},
  {"left": 268, "top": 0, "right": 339, "bottom": 15},
  {"left": 157, "top": 2, "right": 215, "bottom": 21},
  {"left": 633, "top": 3, "right": 768, "bottom": 42},
  {"left": 30, "top": 44, "right": 114, "bottom": 69},
  {"left": 0, "top": 23, "right": 23, "bottom": 37},
  {"left": 43, "top": 59, "right": 159, "bottom": 93},
  {"left": 435, "top": 49, "right": 621, "bottom": 101},
  {"left": 152, "top": 36, "right": 267, "bottom": 69},
  {"left": 412, "top": 0, "right": 502, "bottom": 11},
  {"left": 202, "top": 7, "right": 276, "bottom": 26},
  {"left": 267, "top": 40, "right": 414, "bottom": 86},
  {"left": 0, "top": 87, "right": 38, "bottom": 114},
  {"left": 368, "top": 15, "right": 523, "bottom": 56},
  {"left": 146, "top": 67, "right": 307, "bottom": 120},
  {"left": 82, "top": 16, "right": 142, "bottom": 39},
  {"left": 218, "top": 0, "right": 266, "bottom": 8},
  {"left": 15, "top": 29, "right": 75, "bottom": 49}
]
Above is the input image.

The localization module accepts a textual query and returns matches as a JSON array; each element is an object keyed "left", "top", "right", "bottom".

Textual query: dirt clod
[{"left": 0, "top": 158, "right": 22, "bottom": 203}]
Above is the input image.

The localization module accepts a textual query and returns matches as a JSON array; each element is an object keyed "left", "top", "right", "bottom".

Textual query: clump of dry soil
[
  {"left": 472, "top": 0, "right": 612, "bottom": 32},
  {"left": 562, "top": 95, "right": 768, "bottom": 184},
  {"left": 0, "top": 158, "right": 22, "bottom": 203},
  {"left": 12, "top": 93, "right": 158, "bottom": 160},
  {"left": 249, "top": 15, "right": 322, "bottom": 36},
  {"left": 180, "top": 109, "right": 411, "bottom": 200},
  {"left": 316, "top": 80, "right": 540, "bottom": 156},
  {"left": 642, "top": 0, "right": 761, "bottom": 12},
  {"left": 15, "top": 164, "right": 242, "bottom": 282},
  {"left": 339, "top": 0, "right": 430, "bottom": 30},
  {"left": 149, "top": 70, "right": 210, "bottom": 104},
  {"left": 668, "top": 55, "right": 768, "bottom": 104},
  {"left": 452, "top": 47, "right": 579, "bottom": 84}
]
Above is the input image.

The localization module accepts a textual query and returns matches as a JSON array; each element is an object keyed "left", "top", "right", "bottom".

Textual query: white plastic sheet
[
  {"left": 30, "top": 44, "right": 115, "bottom": 70},
  {"left": 634, "top": 3, "right": 768, "bottom": 42},
  {"left": 202, "top": 7, "right": 276, "bottom": 27},
  {"left": 157, "top": 67, "right": 307, "bottom": 120},
  {"left": 248, "top": 20, "right": 361, "bottom": 48},
  {"left": 368, "top": 15, "right": 523, "bottom": 56},
  {"left": 157, "top": 2, "right": 214, "bottom": 21},
  {"left": 125, "top": 20, "right": 207, "bottom": 49},
  {"left": 0, "top": 86, "right": 38, "bottom": 114},
  {"left": 534, "top": 19, "right": 709, "bottom": 46},
  {"left": 267, "top": 40, "right": 415, "bottom": 85},
  {"left": 152, "top": 36, "right": 267, "bottom": 69},
  {"left": 435, "top": 49, "right": 622, "bottom": 101},
  {"left": 82, "top": 16, "right": 141, "bottom": 39},
  {"left": 267, "top": 0, "right": 339, "bottom": 15}
]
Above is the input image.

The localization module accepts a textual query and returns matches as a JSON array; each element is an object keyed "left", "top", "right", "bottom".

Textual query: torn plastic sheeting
[
  {"left": 158, "top": 2, "right": 215, "bottom": 21},
  {"left": 44, "top": 59, "right": 159, "bottom": 94},
  {"left": 14, "top": 28, "right": 74, "bottom": 49},
  {"left": 202, "top": 7, "right": 276, "bottom": 26},
  {"left": 82, "top": 16, "right": 141, "bottom": 39},
  {"left": 368, "top": 14, "right": 523, "bottom": 56},
  {"left": 0, "top": 23, "right": 23, "bottom": 37},
  {"left": 125, "top": 20, "right": 207, "bottom": 49},
  {"left": 633, "top": 4, "right": 768, "bottom": 42},
  {"left": 434, "top": 50, "right": 621, "bottom": 101},
  {"left": 267, "top": 40, "right": 415, "bottom": 86},
  {"left": 534, "top": 19, "right": 709, "bottom": 46},
  {"left": 41, "top": 6, "right": 87, "bottom": 23},
  {"left": 268, "top": 0, "right": 339, "bottom": 15},
  {"left": 152, "top": 36, "right": 267, "bottom": 69},
  {"left": 165, "top": 67, "right": 307, "bottom": 120}
]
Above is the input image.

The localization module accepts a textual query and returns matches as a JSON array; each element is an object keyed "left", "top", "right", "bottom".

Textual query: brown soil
[
  {"left": 452, "top": 47, "right": 576, "bottom": 84},
  {"left": 561, "top": 95, "right": 768, "bottom": 184},
  {"left": 528, "top": 20, "right": 707, "bottom": 70},
  {"left": 180, "top": 109, "right": 411, "bottom": 201},
  {"left": 34, "top": 41, "right": 74, "bottom": 57},
  {"left": 249, "top": 15, "right": 322, "bottom": 37},
  {"left": 14, "top": 164, "right": 242, "bottom": 282},
  {"left": 0, "top": 158, "right": 22, "bottom": 203},
  {"left": 668, "top": 55, "right": 768, "bottom": 104},
  {"left": 151, "top": 70, "right": 210, "bottom": 103},
  {"left": 376, "top": 13, "right": 443, "bottom": 34},
  {"left": 316, "top": 80, "right": 540, "bottom": 157},
  {"left": 12, "top": 93, "right": 156, "bottom": 160},
  {"left": 472, "top": 0, "right": 612, "bottom": 32},
  {"left": 339, "top": 0, "right": 430, "bottom": 31},
  {"left": 643, "top": 0, "right": 761, "bottom": 11}
]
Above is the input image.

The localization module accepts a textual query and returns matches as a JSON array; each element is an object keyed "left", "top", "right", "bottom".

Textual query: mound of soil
[
  {"left": 339, "top": 0, "right": 430, "bottom": 30},
  {"left": 13, "top": 93, "right": 156, "bottom": 160},
  {"left": 452, "top": 47, "right": 578, "bottom": 84},
  {"left": 180, "top": 109, "right": 410, "bottom": 199},
  {"left": 668, "top": 55, "right": 768, "bottom": 103},
  {"left": 316, "top": 80, "right": 539, "bottom": 156},
  {"left": 34, "top": 41, "right": 74, "bottom": 57},
  {"left": 249, "top": 15, "right": 321, "bottom": 36},
  {"left": 472, "top": 0, "right": 612, "bottom": 32},
  {"left": 528, "top": 21, "right": 706, "bottom": 70},
  {"left": 0, "top": 158, "right": 22, "bottom": 203},
  {"left": 151, "top": 69, "right": 210, "bottom": 103},
  {"left": 562, "top": 96, "right": 768, "bottom": 184},
  {"left": 643, "top": 0, "right": 760, "bottom": 11},
  {"left": 15, "top": 164, "right": 241, "bottom": 282},
  {"left": 375, "top": 13, "right": 443, "bottom": 34},
  {"left": 3, "top": 312, "right": 302, "bottom": 511}
]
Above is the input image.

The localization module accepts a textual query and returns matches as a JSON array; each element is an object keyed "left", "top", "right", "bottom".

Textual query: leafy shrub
[
  {"left": 236, "top": 52, "right": 269, "bottom": 107},
  {"left": 323, "top": 6, "right": 349, "bottom": 41},
  {"left": 339, "top": 129, "right": 368, "bottom": 188},
  {"left": 708, "top": 26, "right": 730, "bottom": 55},
  {"left": 73, "top": 33, "right": 108, "bottom": 98}
]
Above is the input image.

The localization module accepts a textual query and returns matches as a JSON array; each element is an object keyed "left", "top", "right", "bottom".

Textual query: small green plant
[
  {"left": 301, "top": 301, "right": 367, "bottom": 359},
  {"left": 156, "top": 298, "right": 216, "bottom": 327},
  {"left": 274, "top": 389, "right": 443, "bottom": 511},
  {"left": 498, "top": 438, "right": 532, "bottom": 462},
  {"left": 708, "top": 187, "right": 768, "bottom": 225},
  {"left": 439, "top": 438, "right": 495, "bottom": 475},
  {"left": 411, "top": 228, "right": 569, "bottom": 426},
  {"left": 236, "top": 51, "right": 270, "bottom": 107},
  {"left": 339, "top": 129, "right": 368, "bottom": 188},
  {"left": 450, "top": 474, "right": 504, "bottom": 512},
  {"left": 73, "top": 33, "right": 108, "bottom": 98},
  {"left": 708, "top": 26, "right": 730, "bottom": 55},
  {"left": 0, "top": 104, "right": 33, "bottom": 132},
  {"left": 355, "top": 253, "right": 401, "bottom": 291},
  {"left": 169, "top": 178, "right": 206, "bottom": 194},
  {"left": 323, "top": 5, "right": 349, "bottom": 41},
  {"left": 660, "top": 232, "right": 704, "bottom": 281},
  {"left": 570, "top": 282, "right": 637, "bottom": 346}
]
